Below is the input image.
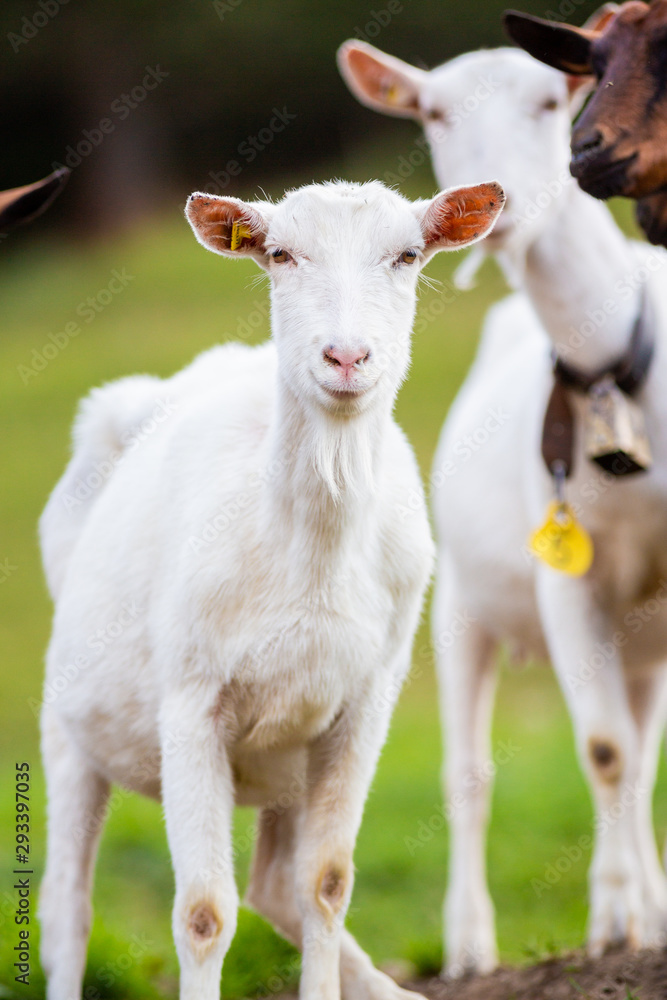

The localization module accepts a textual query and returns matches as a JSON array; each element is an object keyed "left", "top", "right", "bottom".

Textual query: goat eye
[
  {"left": 424, "top": 108, "right": 445, "bottom": 122},
  {"left": 399, "top": 249, "right": 417, "bottom": 265},
  {"left": 271, "top": 248, "right": 292, "bottom": 264},
  {"left": 542, "top": 97, "right": 559, "bottom": 112}
]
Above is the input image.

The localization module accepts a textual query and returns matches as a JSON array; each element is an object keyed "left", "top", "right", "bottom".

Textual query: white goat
[
  {"left": 339, "top": 40, "right": 667, "bottom": 976},
  {"left": 38, "top": 179, "right": 504, "bottom": 1000}
]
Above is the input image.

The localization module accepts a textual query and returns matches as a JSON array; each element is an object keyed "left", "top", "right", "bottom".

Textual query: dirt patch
[{"left": 406, "top": 947, "right": 667, "bottom": 1000}]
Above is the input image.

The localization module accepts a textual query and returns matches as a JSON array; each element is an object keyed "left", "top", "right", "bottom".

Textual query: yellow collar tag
[
  {"left": 529, "top": 501, "right": 594, "bottom": 577},
  {"left": 230, "top": 221, "right": 253, "bottom": 251}
]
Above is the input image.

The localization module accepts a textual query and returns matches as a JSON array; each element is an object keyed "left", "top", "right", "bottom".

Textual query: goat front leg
[
  {"left": 433, "top": 567, "right": 499, "bottom": 977},
  {"left": 536, "top": 570, "right": 651, "bottom": 955},
  {"left": 159, "top": 684, "right": 239, "bottom": 1000},
  {"left": 247, "top": 803, "right": 427, "bottom": 1000},
  {"left": 294, "top": 684, "right": 410, "bottom": 1000}
]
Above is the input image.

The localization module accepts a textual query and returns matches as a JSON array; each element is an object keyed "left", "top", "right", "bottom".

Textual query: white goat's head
[
  {"left": 186, "top": 181, "right": 503, "bottom": 415},
  {"left": 338, "top": 44, "right": 591, "bottom": 269}
]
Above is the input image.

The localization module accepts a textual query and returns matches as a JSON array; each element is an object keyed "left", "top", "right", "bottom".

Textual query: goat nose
[
  {"left": 323, "top": 345, "right": 370, "bottom": 374},
  {"left": 571, "top": 127, "right": 605, "bottom": 160}
]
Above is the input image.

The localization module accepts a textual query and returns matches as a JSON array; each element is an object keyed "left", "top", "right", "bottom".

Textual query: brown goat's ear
[
  {"left": 417, "top": 182, "right": 506, "bottom": 255},
  {"left": 185, "top": 194, "right": 269, "bottom": 264},
  {"left": 503, "top": 11, "right": 596, "bottom": 75},
  {"left": 337, "top": 40, "right": 426, "bottom": 119},
  {"left": 581, "top": 3, "right": 620, "bottom": 34}
]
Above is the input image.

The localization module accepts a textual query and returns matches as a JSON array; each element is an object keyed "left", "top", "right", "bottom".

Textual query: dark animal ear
[
  {"left": 503, "top": 11, "right": 595, "bottom": 75},
  {"left": 0, "top": 167, "right": 70, "bottom": 231}
]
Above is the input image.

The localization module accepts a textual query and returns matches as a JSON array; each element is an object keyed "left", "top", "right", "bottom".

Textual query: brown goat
[
  {"left": 504, "top": 1, "right": 667, "bottom": 245},
  {"left": 0, "top": 167, "right": 69, "bottom": 233}
]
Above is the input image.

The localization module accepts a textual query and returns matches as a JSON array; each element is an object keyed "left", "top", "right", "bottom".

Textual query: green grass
[{"left": 1, "top": 189, "right": 665, "bottom": 998}]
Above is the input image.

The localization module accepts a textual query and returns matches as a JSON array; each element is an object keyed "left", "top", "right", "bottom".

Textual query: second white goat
[{"left": 339, "top": 36, "right": 667, "bottom": 976}]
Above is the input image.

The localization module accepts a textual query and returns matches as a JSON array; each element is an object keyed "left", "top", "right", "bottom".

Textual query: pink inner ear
[
  {"left": 424, "top": 184, "right": 504, "bottom": 247},
  {"left": 582, "top": 3, "right": 619, "bottom": 35},
  {"left": 346, "top": 48, "right": 419, "bottom": 112},
  {"left": 348, "top": 50, "right": 396, "bottom": 101},
  {"left": 190, "top": 197, "right": 263, "bottom": 253}
]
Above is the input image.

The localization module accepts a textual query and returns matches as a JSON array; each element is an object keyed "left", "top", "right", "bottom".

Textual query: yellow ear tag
[
  {"left": 385, "top": 84, "right": 398, "bottom": 104},
  {"left": 230, "top": 221, "right": 253, "bottom": 251},
  {"left": 529, "top": 501, "right": 594, "bottom": 577}
]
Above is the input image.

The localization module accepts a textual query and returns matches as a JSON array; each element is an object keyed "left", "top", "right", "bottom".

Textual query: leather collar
[
  {"left": 541, "top": 287, "right": 655, "bottom": 479},
  {"left": 552, "top": 286, "right": 655, "bottom": 398}
]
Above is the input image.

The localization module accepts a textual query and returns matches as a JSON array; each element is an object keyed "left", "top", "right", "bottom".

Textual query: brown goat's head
[{"left": 504, "top": 1, "right": 667, "bottom": 201}]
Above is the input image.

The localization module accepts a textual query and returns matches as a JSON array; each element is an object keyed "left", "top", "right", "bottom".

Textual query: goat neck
[{"left": 522, "top": 183, "right": 645, "bottom": 372}]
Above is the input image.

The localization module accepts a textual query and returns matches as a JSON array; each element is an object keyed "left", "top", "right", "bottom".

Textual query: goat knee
[
  {"left": 176, "top": 893, "right": 233, "bottom": 963},
  {"left": 189, "top": 902, "right": 222, "bottom": 952},
  {"left": 588, "top": 736, "right": 623, "bottom": 784},
  {"left": 314, "top": 859, "right": 352, "bottom": 923}
]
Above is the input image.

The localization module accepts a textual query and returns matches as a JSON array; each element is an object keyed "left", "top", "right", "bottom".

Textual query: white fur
[
  {"left": 37, "top": 179, "right": 503, "bottom": 1000},
  {"left": 339, "top": 44, "right": 667, "bottom": 975}
]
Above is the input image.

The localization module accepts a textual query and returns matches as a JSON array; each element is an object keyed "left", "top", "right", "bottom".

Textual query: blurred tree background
[{"left": 1, "top": 0, "right": 590, "bottom": 236}]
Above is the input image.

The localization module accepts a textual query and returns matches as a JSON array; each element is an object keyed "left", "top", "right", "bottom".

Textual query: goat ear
[
  {"left": 337, "top": 40, "right": 425, "bottom": 119},
  {"left": 0, "top": 166, "right": 70, "bottom": 232},
  {"left": 503, "top": 11, "right": 595, "bottom": 75},
  {"left": 185, "top": 193, "right": 270, "bottom": 265},
  {"left": 581, "top": 3, "right": 620, "bottom": 33},
  {"left": 417, "top": 182, "right": 506, "bottom": 255},
  {"left": 569, "top": 0, "right": 620, "bottom": 103}
]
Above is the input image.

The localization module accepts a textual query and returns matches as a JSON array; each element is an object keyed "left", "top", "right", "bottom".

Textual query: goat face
[
  {"left": 185, "top": 181, "right": 504, "bottom": 417},
  {"left": 505, "top": 1, "right": 667, "bottom": 202},
  {"left": 338, "top": 43, "right": 577, "bottom": 258}
]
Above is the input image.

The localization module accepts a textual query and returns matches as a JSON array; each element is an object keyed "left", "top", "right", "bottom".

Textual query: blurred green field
[{"left": 1, "top": 168, "right": 666, "bottom": 999}]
